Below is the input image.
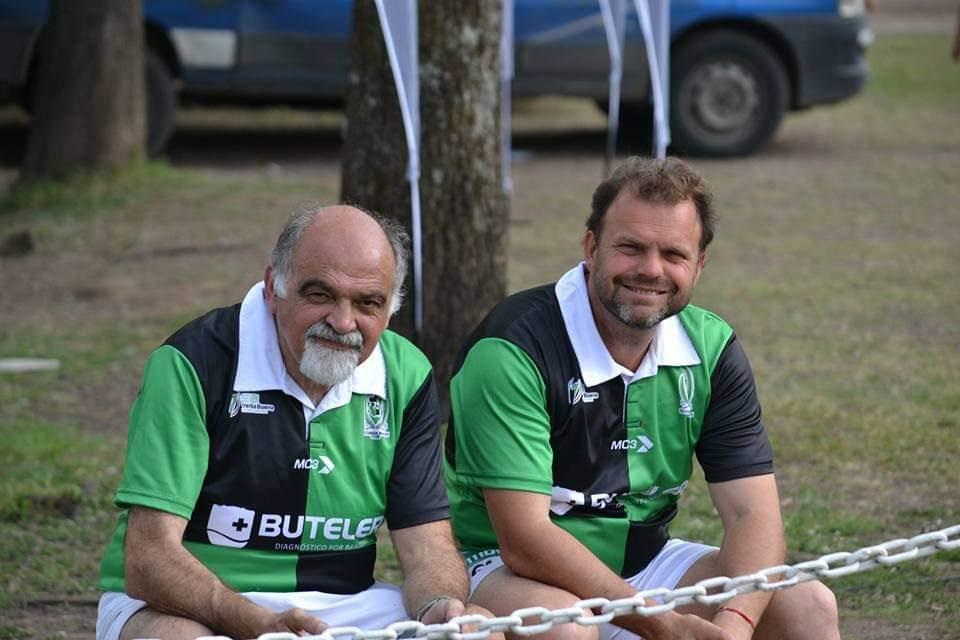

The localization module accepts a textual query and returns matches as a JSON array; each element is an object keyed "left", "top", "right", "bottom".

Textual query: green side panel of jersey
[
  {"left": 98, "top": 345, "right": 210, "bottom": 591},
  {"left": 446, "top": 338, "right": 552, "bottom": 552},
  {"left": 621, "top": 306, "right": 733, "bottom": 521},
  {"left": 553, "top": 512, "right": 630, "bottom": 573}
]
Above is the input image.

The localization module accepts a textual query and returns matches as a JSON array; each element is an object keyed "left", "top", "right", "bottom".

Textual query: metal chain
[{"left": 237, "top": 524, "right": 960, "bottom": 640}]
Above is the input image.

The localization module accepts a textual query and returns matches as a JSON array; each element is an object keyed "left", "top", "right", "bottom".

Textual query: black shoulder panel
[{"left": 164, "top": 303, "right": 242, "bottom": 426}]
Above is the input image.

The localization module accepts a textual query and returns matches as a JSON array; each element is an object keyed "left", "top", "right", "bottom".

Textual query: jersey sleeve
[
  {"left": 695, "top": 335, "right": 774, "bottom": 483},
  {"left": 115, "top": 345, "right": 210, "bottom": 519},
  {"left": 385, "top": 372, "right": 450, "bottom": 529},
  {"left": 450, "top": 337, "right": 554, "bottom": 494}
]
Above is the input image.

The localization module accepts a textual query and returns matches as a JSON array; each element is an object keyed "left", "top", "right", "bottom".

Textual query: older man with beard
[
  {"left": 444, "top": 157, "right": 841, "bottom": 640},
  {"left": 95, "top": 205, "right": 487, "bottom": 640}
]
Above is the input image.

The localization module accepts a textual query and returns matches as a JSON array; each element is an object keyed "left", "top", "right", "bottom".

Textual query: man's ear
[
  {"left": 583, "top": 231, "right": 598, "bottom": 269},
  {"left": 692, "top": 252, "right": 707, "bottom": 287},
  {"left": 263, "top": 266, "right": 279, "bottom": 314}
]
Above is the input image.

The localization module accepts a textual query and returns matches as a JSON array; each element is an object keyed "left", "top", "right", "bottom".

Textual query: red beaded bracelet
[{"left": 717, "top": 606, "right": 757, "bottom": 630}]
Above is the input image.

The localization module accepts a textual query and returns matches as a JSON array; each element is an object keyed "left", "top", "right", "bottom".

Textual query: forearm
[
  {"left": 708, "top": 475, "right": 787, "bottom": 635},
  {"left": 124, "top": 507, "right": 282, "bottom": 638},
  {"left": 125, "top": 539, "right": 272, "bottom": 637},
  {"left": 712, "top": 512, "right": 785, "bottom": 629},
  {"left": 501, "top": 519, "right": 693, "bottom": 638},
  {"left": 392, "top": 521, "right": 470, "bottom": 620}
]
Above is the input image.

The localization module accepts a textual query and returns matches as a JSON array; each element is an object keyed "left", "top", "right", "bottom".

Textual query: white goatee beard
[{"left": 299, "top": 322, "right": 363, "bottom": 387}]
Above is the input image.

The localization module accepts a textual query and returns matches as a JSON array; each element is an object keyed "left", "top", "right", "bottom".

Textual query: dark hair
[{"left": 587, "top": 156, "right": 717, "bottom": 250}]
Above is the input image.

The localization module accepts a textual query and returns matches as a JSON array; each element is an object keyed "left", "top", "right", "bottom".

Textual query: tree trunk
[
  {"left": 342, "top": 1, "right": 508, "bottom": 405},
  {"left": 21, "top": 0, "right": 144, "bottom": 182},
  {"left": 419, "top": 1, "right": 508, "bottom": 399}
]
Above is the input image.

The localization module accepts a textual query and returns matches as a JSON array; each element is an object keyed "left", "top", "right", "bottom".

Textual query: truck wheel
[
  {"left": 145, "top": 49, "right": 176, "bottom": 156},
  {"left": 670, "top": 30, "right": 788, "bottom": 157}
]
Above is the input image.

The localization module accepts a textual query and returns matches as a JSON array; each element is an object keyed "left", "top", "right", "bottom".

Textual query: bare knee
[
  {"left": 759, "top": 581, "right": 839, "bottom": 640},
  {"left": 790, "top": 581, "right": 838, "bottom": 625}
]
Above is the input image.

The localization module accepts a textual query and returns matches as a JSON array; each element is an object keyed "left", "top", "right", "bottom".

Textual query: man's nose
[
  {"left": 326, "top": 299, "right": 357, "bottom": 334},
  {"left": 632, "top": 251, "right": 664, "bottom": 280}
]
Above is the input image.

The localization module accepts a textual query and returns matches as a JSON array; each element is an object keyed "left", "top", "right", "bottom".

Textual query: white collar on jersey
[
  {"left": 233, "top": 281, "right": 387, "bottom": 412},
  {"left": 555, "top": 263, "right": 701, "bottom": 387}
]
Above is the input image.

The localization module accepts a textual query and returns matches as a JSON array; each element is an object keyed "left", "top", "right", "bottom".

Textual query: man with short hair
[
  {"left": 444, "top": 157, "right": 841, "bottom": 640},
  {"left": 96, "top": 205, "right": 485, "bottom": 640}
]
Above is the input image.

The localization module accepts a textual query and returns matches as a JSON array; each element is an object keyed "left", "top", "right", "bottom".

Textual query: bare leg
[
  {"left": 119, "top": 606, "right": 215, "bottom": 640},
  {"left": 471, "top": 566, "right": 599, "bottom": 640}
]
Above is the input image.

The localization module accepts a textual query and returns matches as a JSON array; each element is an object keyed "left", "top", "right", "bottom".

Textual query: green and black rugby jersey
[
  {"left": 444, "top": 265, "right": 773, "bottom": 577},
  {"left": 99, "top": 283, "right": 448, "bottom": 595}
]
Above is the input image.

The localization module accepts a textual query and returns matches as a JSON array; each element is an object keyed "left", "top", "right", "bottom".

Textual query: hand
[
  {"left": 463, "top": 603, "right": 503, "bottom": 640},
  {"left": 421, "top": 600, "right": 503, "bottom": 640},
  {"left": 261, "top": 607, "right": 327, "bottom": 636},
  {"left": 418, "top": 597, "right": 465, "bottom": 624}
]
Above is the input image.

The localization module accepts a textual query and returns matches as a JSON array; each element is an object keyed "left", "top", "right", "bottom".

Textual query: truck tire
[
  {"left": 145, "top": 49, "right": 176, "bottom": 156},
  {"left": 670, "top": 30, "right": 789, "bottom": 157}
]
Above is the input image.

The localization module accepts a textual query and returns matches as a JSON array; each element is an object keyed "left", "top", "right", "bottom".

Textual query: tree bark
[
  {"left": 418, "top": 1, "right": 508, "bottom": 399},
  {"left": 341, "top": 0, "right": 508, "bottom": 403},
  {"left": 21, "top": 0, "right": 145, "bottom": 182}
]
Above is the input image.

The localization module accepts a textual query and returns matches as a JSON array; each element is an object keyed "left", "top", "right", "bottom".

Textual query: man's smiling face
[{"left": 584, "top": 189, "right": 705, "bottom": 332}]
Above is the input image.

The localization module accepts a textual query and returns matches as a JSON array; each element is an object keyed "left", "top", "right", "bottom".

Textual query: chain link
[{"left": 240, "top": 524, "right": 959, "bottom": 640}]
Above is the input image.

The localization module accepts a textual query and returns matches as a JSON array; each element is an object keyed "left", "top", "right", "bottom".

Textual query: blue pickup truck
[{"left": 0, "top": 0, "right": 871, "bottom": 157}]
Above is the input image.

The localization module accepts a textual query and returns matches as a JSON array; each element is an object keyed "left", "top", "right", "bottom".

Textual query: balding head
[{"left": 271, "top": 203, "right": 409, "bottom": 315}]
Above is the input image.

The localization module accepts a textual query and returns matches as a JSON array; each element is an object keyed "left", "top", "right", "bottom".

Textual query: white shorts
[
  {"left": 465, "top": 539, "right": 716, "bottom": 640},
  {"left": 96, "top": 582, "right": 406, "bottom": 640}
]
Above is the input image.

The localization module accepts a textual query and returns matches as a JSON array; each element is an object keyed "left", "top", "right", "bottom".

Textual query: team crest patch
[{"left": 363, "top": 396, "right": 390, "bottom": 440}]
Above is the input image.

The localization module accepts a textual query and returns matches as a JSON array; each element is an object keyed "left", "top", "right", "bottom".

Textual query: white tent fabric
[
  {"left": 600, "top": 0, "right": 671, "bottom": 163},
  {"left": 373, "top": 0, "right": 424, "bottom": 336},
  {"left": 500, "top": 0, "right": 514, "bottom": 194},
  {"left": 633, "top": 0, "right": 670, "bottom": 158},
  {"left": 598, "top": 0, "right": 627, "bottom": 174}
]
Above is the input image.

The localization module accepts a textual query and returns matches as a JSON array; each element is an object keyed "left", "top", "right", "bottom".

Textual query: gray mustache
[{"left": 305, "top": 322, "right": 363, "bottom": 349}]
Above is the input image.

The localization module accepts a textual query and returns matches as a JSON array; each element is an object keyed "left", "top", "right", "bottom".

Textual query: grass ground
[{"left": 0, "top": 29, "right": 958, "bottom": 640}]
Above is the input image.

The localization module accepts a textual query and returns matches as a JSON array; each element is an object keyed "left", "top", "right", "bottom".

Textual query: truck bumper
[{"left": 767, "top": 15, "right": 872, "bottom": 109}]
